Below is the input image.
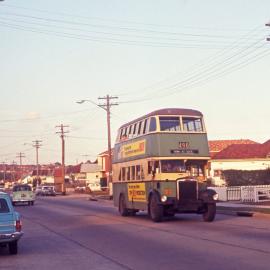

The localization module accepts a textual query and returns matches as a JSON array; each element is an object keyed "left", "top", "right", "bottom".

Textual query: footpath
[
  {"left": 217, "top": 201, "right": 270, "bottom": 216},
  {"left": 90, "top": 193, "right": 270, "bottom": 216},
  {"left": 80, "top": 190, "right": 270, "bottom": 217}
]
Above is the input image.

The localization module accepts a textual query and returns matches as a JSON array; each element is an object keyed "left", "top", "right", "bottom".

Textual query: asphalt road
[{"left": 1, "top": 194, "right": 270, "bottom": 270}]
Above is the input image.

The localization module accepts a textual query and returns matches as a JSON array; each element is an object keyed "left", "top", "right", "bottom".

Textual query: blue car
[{"left": 0, "top": 192, "right": 23, "bottom": 255}]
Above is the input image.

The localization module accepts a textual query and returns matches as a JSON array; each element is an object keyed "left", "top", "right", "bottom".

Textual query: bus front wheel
[
  {"left": 202, "top": 203, "right": 216, "bottom": 222},
  {"left": 119, "top": 194, "right": 129, "bottom": 217},
  {"left": 149, "top": 193, "right": 163, "bottom": 222}
]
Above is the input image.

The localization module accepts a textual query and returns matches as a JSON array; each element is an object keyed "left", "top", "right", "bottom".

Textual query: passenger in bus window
[{"left": 162, "top": 162, "right": 172, "bottom": 173}]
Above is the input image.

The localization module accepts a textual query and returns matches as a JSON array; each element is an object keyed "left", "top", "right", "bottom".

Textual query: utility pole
[
  {"left": 98, "top": 95, "right": 118, "bottom": 190},
  {"left": 16, "top": 152, "right": 25, "bottom": 166},
  {"left": 16, "top": 152, "right": 25, "bottom": 180},
  {"left": 32, "top": 140, "right": 42, "bottom": 181},
  {"left": 266, "top": 22, "right": 270, "bottom": 41},
  {"left": 12, "top": 160, "right": 16, "bottom": 182},
  {"left": 82, "top": 154, "right": 91, "bottom": 162},
  {"left": 2, "top": 162, "right": 6, "bottom": 182},
  {"left": 56, "top": 124, "right": 69, "bottom": 194}
]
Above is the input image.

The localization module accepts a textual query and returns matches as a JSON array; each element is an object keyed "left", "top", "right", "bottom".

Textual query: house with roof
[
  {"left": 208, "top": 139, "right": 270, "bottom": 186},
  {"left": 80, "top": 163, "right": 104, "bottom": 185},
  {"left": 209, "top": 139, "right": 258, "bottom": 158}
]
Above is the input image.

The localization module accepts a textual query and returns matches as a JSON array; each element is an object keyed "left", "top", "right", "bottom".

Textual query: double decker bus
[{"left": 112, "top": 108, "right": 218, "bottom": 222}]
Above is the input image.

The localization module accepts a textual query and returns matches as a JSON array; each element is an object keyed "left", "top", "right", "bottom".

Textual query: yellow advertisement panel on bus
[
  {"left": 128, "top": 183, "right": 146, "bottom": 202},
  {"left": 121, "top": 140, "right": 146, "bottom": 158}
]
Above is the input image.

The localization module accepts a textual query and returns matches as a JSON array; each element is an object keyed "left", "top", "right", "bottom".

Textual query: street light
[
  {"left": 76, "top": 96, "right": 118, "bottom": 192},
  {"left": 76, "top": 99, "right": 105, "bottom": 110}
]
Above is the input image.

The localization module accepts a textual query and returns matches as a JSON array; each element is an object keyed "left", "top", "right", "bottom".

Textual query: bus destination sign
[
  {"left": 171, "top": 149, "right": 199, "bottom": 154},
  {"left": 170, "top": 141, "right": 199, "bottom": 154}
]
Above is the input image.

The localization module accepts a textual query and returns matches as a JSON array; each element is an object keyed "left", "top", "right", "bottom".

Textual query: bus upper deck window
[
  {"left": 183, "top": 117, "right": 203, "bottom": 132},
  {"left": 133, "top": 123, "right": 138, "bottom": 135},
  {"left": 159, "top": 116, "right": 180, "bottom": 132},
  {"left": 128, "top": 125, "right": 132, "bottom": 137},
  {"left": 142, "top": 118, "right": 149, "bottom": 134},
  {"left": 137, "top": 121, "right": 142, "bottom": 135},
  {"left": 149, "top": 117, "right": 156, "bottom": 132}
]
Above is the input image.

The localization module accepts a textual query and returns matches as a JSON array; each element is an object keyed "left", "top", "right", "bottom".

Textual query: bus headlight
[
  {"left": 161, "top": 195, "right": 167, "bottom": 202},
  {"left": 213, "top": 194, "right": 219, "bottom": 201}
]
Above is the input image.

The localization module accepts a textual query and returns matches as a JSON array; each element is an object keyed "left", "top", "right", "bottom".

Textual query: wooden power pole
[
  {"left": 32, "top": 140, "right": 42, "bottom": 181},
  {"left": 98, "top": 95, "right": 118, "bottom": 189},
  {"left": 16, "top": 152, "right": 25, "bottom": 166},
  {"left": 56, "top": 124, "right": 69, "bottom": 194}
]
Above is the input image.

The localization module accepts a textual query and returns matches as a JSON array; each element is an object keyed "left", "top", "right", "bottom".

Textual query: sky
[{"left": 0, "top": 0, "right": 270, "bottom": 165}]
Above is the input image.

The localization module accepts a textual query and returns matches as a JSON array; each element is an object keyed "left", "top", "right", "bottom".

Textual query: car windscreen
[
  {"left": 0, "top": 198, "right": 10, "bottom": 213},
  {"left": 13, "top": 185, "right": 31, "bottom": 192}
]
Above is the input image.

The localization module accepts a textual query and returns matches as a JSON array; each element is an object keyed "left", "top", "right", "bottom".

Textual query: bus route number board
[{"left": 128, "top": 183, "right": 147, "bottom": 202}]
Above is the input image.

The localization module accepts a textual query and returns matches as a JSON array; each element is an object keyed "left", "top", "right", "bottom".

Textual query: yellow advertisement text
[
  {"left": 128, "top": 183, "right": 146, "bottom": 202},
  {"left": 121, "top": 140, "right": 146, "bottom": 158}
]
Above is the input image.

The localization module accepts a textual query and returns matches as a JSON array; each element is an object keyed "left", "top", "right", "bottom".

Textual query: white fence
[{"left": 209, "top": 185, "right": 270, "bottom": 203}]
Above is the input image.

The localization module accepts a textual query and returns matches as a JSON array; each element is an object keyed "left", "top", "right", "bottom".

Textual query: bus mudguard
[{"left": 199, "top": 189, "right": 218, "bottom": 203}]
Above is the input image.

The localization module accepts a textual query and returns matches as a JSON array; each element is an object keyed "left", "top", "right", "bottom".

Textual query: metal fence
[{"left": 209, "top": 185, "right": 270, "bottom": 203}]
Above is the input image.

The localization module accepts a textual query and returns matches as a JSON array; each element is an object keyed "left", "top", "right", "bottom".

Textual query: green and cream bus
[{"left": 112, "top": 108, "right": 218, "bottom": 222}]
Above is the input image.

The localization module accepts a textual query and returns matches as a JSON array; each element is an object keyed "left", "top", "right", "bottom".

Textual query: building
[
  {"left": 209, "top": 139, "right": 270, "bottom": 186},
  {"left": 209, "top": 139, "right": 258, "bottom": 158},
  {"left": 80, "top": 163, "right": 104, "bottom": 185}
]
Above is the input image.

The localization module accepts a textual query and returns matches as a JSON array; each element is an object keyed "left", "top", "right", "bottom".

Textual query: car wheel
[
  {"left": 9, "top": 241, "right": 18, "bottom": 255},
  {"left": 149, "top": 193, "right": 163, "bottom": 222},
  {"left": 202, "top": 203, "right": 216, "bottom": 222},
  {"left": 119, "top": 194, "right": 129, "bottom": 216}
]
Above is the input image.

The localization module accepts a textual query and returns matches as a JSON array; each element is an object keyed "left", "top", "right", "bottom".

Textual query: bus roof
[{"left": 119, "top": 108, "right": 203, "bottom": 129}]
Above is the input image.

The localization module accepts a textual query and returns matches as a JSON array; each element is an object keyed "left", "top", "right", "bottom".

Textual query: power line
[
  {"left": 1, "top": 12, "right": 260, "bottom": 39},
  {"left": 116, "top": 24, "right": 266, "bottom": 98},
  {"left": 0, "top": 15, "right": 264, "bottom": 45},
  {"left": 0, "top": 108, "right": 92, "bottom": 123},
  {"left": 0, "top": 12, "right": 266, "bottom": 49},
  {"left": 118, "top": 27, "right": 268, "bottom": 102},
  {"left": 1, "top": 3, "right": 262, "bottom": 33}
]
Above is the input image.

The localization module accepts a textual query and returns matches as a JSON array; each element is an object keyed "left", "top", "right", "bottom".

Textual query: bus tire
[
  {"left": 202, "top": 203, "right": 216, "bottom": 222},
  {"left": 119, "top": 194, "right": 129, "bottom": 217},
  {"left": 149, "top": 193, "right": 163, "bottom": 222}
]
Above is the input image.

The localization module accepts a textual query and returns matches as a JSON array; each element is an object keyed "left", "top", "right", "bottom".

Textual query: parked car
[
  {"left": 0, "top": 192, "right": 23, "bottom": 255},
  {"left": 0, "top": 183, "right": 4, "bottom": 192},
  {"left": 74, "top": 186, "right": 86, "bottom": 193},
  {"left": 11, "top": 184, "right": 35, "bottom": 206},
  {"left": 88, "top": 182, "right": 101, "bottom": 192},
  {"left": 36, "top": 186, "right": 56, "bottom": 196}
]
